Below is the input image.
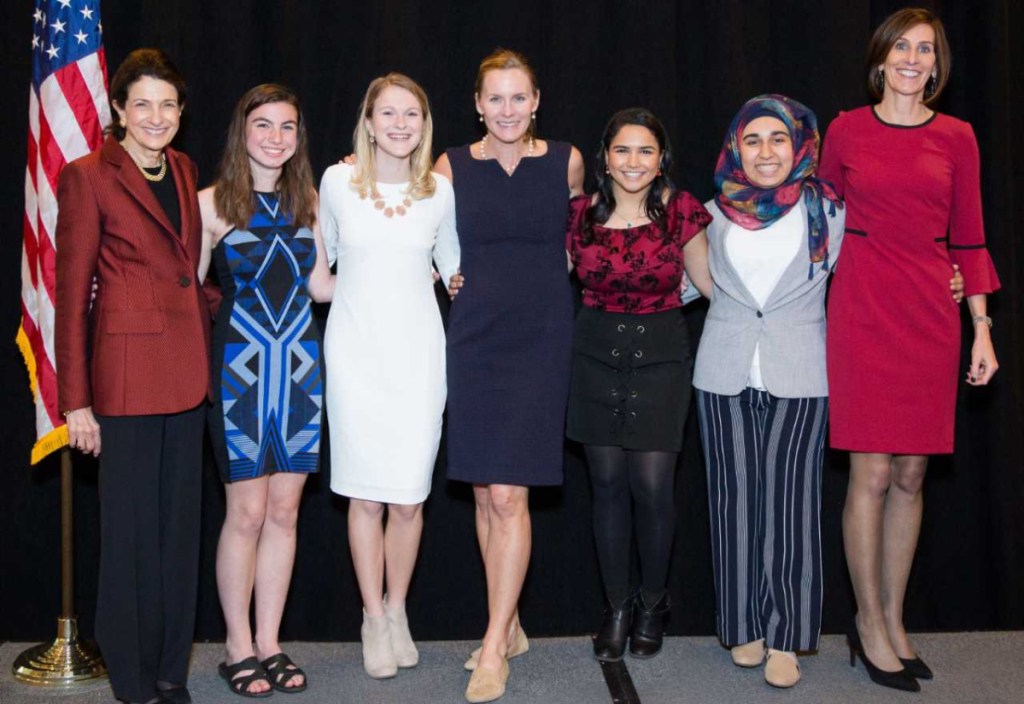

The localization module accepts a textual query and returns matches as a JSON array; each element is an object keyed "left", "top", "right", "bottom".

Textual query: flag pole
[{"left": 12, "top": 448, "right": 106, "bottom": 686}]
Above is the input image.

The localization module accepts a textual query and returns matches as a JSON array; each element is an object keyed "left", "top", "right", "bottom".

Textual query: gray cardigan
[{"left": 692, "top": 199, "right": 845, "bottom": 398}]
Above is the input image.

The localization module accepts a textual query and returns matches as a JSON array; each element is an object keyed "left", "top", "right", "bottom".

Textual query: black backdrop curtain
[{"left": 1, "top": 0, "right": 1022, "bottom": 643}]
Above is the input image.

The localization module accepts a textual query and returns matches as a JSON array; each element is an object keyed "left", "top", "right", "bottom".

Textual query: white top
[
  {"left": 320, "top": 165, "right": 461, "bottom": 286},
  {"left": 724, "top": 205, "right": 803, "bottom": 390}
]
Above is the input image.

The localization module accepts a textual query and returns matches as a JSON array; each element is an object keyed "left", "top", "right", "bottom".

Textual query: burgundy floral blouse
[{"left": 566, "top": 191, "right": 712, "bottom": 314}]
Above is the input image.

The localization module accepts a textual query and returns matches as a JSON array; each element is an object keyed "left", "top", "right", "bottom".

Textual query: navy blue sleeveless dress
[{"left": 446, "top": 142, "right": 574, "bottom": 486}]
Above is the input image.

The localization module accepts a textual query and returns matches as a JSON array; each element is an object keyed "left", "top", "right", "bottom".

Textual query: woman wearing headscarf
[
  {"left": 696, "top": 93, "right": 965, "bottom": 689},
  {"left": 694, "top": 94, "right": 844, "bottom": 689},
  {"left": 819, "top": 7, "right": 1000, "bottom": 691}
]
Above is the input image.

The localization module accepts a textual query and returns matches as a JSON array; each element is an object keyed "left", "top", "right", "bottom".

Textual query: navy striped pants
[{"left": 696, "top": 388, "right": 827, "bottom": 651}]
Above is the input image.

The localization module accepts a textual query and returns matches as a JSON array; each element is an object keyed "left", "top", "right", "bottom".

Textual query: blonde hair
[
  {"left": 475, "top": 48, "right": 539, "bottom": 137},
  {"left": 351, "top": 73, "right": 435, "bottom": 200},
  {"left": 475, "top": 48, "right": 538, "bottom": 95}
]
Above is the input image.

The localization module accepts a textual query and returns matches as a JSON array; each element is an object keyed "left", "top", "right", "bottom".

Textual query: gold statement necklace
[
  {"left": 120, "top": 140, "right": 167, "bottom": 182},
  {"left": 479, "top": 134, "right": 535, "bottom": 176}
]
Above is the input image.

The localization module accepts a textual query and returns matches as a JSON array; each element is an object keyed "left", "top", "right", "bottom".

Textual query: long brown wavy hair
[
  {"left": 214, "top": 84, "right": 317, "bottom": 229},
  {"left": 351, "top": 73, "right": 436, "bottom": 201}
]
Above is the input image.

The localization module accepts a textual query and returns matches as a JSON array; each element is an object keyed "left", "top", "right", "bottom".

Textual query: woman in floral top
[{"left": 566, "top": 107, "right": 711, "bottom": 662}]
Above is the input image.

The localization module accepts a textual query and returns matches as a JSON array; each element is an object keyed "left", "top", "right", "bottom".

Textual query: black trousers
[{"left": 95, "top": 404, "right": 205, "bottom": 703}]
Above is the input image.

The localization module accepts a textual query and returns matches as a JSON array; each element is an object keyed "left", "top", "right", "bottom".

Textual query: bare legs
[
  {"left": 843, "top": 452, "right": 928, "bottom": 671},
  {"left": 348, "top": 499, "right": 425, "bottom": 615},
  {"left": 881, "top": 456, "right": 928, "bottom": 659},
  {"left": 472, "top": 484, "right": 531, "bottom": 673},
  {"left": 216, "top": 473, "right": 308, "bottom": 693}
]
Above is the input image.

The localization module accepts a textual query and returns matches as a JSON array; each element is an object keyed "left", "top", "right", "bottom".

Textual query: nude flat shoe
[
  {"left": 730, "top": 638, "right": 765, "bottom": 668},
  {"left": 465, "top": 659, "right": 510, "bottom": 703},
  {"left": 464, "top": 623, "right": 529, "bottom": 671},
  {"left": 764, "top": 649, "right": 801, "bottom": 688}
]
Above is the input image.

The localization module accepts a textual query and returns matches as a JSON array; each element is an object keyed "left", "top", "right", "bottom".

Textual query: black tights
[{"left": 585, "top": 445, "right": 677, "bottom": 604}]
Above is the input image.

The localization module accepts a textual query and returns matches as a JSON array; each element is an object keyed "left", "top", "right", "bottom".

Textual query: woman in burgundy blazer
[{"left": 55, "top": 49, "right": 209, "bottom": 704}]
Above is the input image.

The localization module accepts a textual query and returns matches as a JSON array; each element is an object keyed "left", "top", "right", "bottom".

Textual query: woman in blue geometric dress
[{"left": 198, "top": 84, "right": 334, "bottom": 697}]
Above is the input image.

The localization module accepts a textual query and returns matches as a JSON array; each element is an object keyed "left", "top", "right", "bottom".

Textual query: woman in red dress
[{"left": 819, "top": 8, "right": 1000, "bottom": 691}]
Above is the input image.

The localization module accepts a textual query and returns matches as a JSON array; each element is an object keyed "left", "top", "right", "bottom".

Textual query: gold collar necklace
[
  {"left": 479, "top": 134, "right": 535, "bottom": 176},
  {"left": 120, "top": 141, "right": 167, "bottom": 182}
]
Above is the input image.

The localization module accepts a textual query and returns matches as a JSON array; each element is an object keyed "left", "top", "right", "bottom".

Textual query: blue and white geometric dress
[{"left": 209, "top": 192, "right": 323, "bottom": 483}]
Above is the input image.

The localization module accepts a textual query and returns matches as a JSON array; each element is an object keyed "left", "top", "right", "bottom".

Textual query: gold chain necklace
[
  {"left": 363, "top": 186, "right": 413, "bottom": 218},
  {"left": 611, "top": 207, "right": 646, "bottom": 228},
  {"left": 479, "top": 134, "right": 535, "bottom": 175},
  {"left": 120, "top": 141, "right": 167, "bottom": 182}
]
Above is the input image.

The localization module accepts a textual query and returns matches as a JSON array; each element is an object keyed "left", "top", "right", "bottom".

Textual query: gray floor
[{"left": 2, "top": 632, "right": 1022, "bottom": 703}]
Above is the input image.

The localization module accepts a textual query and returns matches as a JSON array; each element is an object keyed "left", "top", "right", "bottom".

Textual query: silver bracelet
[{"left": 972, "top": 314, "right": 993, "bottom": 329}]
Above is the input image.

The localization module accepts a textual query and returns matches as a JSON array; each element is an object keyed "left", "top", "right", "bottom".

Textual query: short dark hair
[
  {"left": 866, "top": 8, "right": 951, "bottom": 105},
  {"left": 107, "top": 48, "right": 187, "bottom": 139}
]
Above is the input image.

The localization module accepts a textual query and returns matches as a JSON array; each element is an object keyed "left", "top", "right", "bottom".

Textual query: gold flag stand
[{"left": 13, "top": 448, "right": 106, "bottom": 686}]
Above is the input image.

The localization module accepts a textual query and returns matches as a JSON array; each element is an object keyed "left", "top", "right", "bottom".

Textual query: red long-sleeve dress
[{"left": 819, "top": 106, "right": 1000, "bottom": 454}]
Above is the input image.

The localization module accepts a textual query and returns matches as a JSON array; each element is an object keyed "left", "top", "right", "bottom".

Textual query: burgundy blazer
[{"left": 55, "top": 136, "right": 211, "bottom": 416}]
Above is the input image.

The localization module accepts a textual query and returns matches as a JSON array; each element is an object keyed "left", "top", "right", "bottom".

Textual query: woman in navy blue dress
[{"left": 435, "top": 49, "right": 584, "bottom": 703}]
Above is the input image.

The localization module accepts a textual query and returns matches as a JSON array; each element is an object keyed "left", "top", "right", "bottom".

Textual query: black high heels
[
  {"left": 899, "top": 655, "right": 934, "bottom": 680},
  {"left": 846, "top": 621, "right": 920, "bottom": 692},
  {"left": 593, "top": 592, "right": 634, "bottom": 662}
]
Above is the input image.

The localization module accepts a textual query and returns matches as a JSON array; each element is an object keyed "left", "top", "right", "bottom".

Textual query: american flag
[{"left": 17, "top": 1, "right": 109, "bottom": 464}]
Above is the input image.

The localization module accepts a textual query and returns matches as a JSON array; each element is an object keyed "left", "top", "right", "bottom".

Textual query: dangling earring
[
  {"left": 478, "top": 114, "right": 484, "bottom": 123},
  {"left": 925, "top": 71, "right": 937, "bottom": 98},
  {"left": 875, "top": 67, "right": 885, "bottom": 94},
  {"left": 531, "top": 111, "right": 536, "bottom": 121},
  {"left": 369, "top": 133, "right": 376, "bottom": 144}
]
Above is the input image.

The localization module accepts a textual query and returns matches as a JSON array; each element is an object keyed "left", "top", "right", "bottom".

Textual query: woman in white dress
[{"left": 318, "top": 73, "right": 459, "bottom": 679}]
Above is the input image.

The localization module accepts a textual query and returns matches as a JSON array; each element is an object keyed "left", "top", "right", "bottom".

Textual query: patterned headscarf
[{"left": 714, "top": 94, "right": 842, "bottom": 278}]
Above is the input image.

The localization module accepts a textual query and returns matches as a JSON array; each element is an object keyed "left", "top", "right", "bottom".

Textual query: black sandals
[
  {"left": 217, "top": 656, "right": 273, "bottom": 698},
  {"left": 260, "top": 653, "right": 308, "bottom": 693}
]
